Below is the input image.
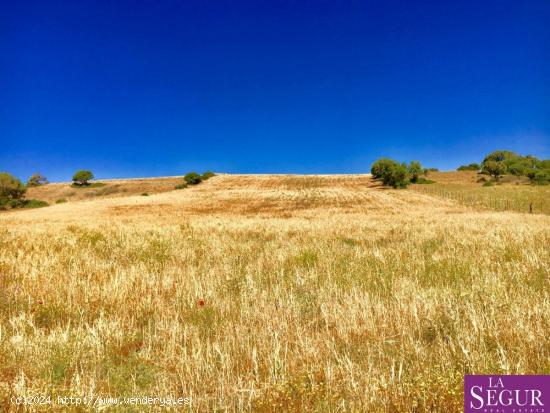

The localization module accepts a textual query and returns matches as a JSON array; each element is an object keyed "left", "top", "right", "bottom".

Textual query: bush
[
  {"left": 0, "top": 198, "right": 24, "bottom": 209},
  {"left": 55, "top": 198, "right": 67, "bottom": 204},
  {"left": 483, "top": 181, "right": 494, "bottom": 187},
  {"left": 22, "top": 199, "right": 49, "bottom": 209},
  {"left": 141, "top": 193, "right": 149, "bottom": 196},
  {"left": 482, "top": 161, "right": 506, "bottom": 181},
  {"left": 476, "top": 151, "right": 550, "bottom": 183},
  {"left": 27, "top": 173, "right": 48, "bottom": 187},
  {"left": 0, "top": 172, "right": 27, "bottom": 209},
  {"left": 0, "top": 172, "right": 26, "bottom": 199},
  {"left": 175, "top": 183, "right": 188, "bottom": 190},
  {"left": 72, "top": 170, "right": 94, "bottom": 186},
  {"left": 184, "top": 172, "right": 202, "bottom": 185},
  {"left": 371, "top": 159, "right": 397, "bottom": 179},
  {"left": 482, "top": 150, "right": 519, "bottom": 164},
  {"left": 507, "top": 157, "right": 539, "bottom": 176},
  {"left": 201, "top": 171, "right": 215, "bottom": 180},
  {"left": 415, "top": 177, "right": 435, "bottom": 184},
  {"left": 528, "top": 170, "right": 549, "bottom": 185},
  {"left": 408, "top": 161, "right": 423, "bottom": 183},
  {"left": 371, "top": 158, "right": 411, "bottom": 188},
  {"left": 383, "top": 162, "right": 409, "bottom": 188}
]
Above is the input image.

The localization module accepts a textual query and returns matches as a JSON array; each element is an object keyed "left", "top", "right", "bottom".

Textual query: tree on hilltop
[
  {"left": 27, "top": 173, "right": 48, "bottom": 187},
  {"left": 482, "top": 161, "right": 506, "bottom": 181},
  {"left": 72, "top": 170, "right": 94, "bottom": 186}
]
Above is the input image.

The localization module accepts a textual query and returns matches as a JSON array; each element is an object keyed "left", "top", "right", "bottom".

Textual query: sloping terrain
[
  {"left": 5, "top": 174, "right": 459, "bottom": 226},
  {"left": 24, "top": 176, "right": 185, "bottom": 204},
  {"left": 0, "top": 174, "right": 549, "bottom": 412}
]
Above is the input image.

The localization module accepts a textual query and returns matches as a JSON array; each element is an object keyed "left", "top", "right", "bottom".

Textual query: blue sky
[{"left": 1, "top": 0, "right": 549, "bottom": 181}]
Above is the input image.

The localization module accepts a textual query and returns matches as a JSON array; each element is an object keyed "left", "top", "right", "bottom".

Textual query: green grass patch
[
  {"left": 415, "top": 177, "right": 435, "bottom": 184},
  {"left": 22, "top": 199, "right": 49, "bottom": 209}
]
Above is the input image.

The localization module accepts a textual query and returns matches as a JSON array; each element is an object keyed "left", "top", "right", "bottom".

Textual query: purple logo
[{"left": 465, "top": 375, "right": 549, "bottom": 412}]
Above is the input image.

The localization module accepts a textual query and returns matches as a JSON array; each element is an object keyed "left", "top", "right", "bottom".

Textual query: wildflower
[{"left": 197, "top": 299, "right": 205, "bottom": 307}]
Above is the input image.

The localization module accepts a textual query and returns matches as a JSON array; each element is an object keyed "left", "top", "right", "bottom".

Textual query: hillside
[
  {"left": 1, "top": 174, "right": 549, "bottom": 411},
  {"left": 5, "top": 174, "right": 460, "bottom": 225},
  {"left": 24, "top": 176, "right": 186, "bottom": 204}
]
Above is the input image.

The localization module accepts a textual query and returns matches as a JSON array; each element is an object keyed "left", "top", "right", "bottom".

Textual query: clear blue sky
[{"left": 1, "top": 0, "right": 549, "bottom": 181}]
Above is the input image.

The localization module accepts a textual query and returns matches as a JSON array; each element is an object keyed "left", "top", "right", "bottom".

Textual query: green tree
[
  {"left": 527, "top": 170, "right": 549, "bottom": 185},
  {"left": 482, "top": 161, "right": 506, "bottom": 181},
  {"left": 184, "top": 172, "right": 202, "bottom": 185},
  {"left": 201, "top": 171, "right": 215, "bottom": 180},
  {"left": 383, "top": 162, "right": 409, "bottom": 188},
  {"left": 27, "top": 173, "right": 48, "bottom": 187},
  {"left": 0, "top": 172, "right": 26, "bottom": 208},
  {"left": 72, "top": 170, "right": 94, "bottom": 186},
  {"left": 371, "top": 158, "right": 397, "bottom": 179},
  {"left": 408, "top": 161, "right": 423, "bottom": 183},
  {"left": 482, "top": 150, "right": 519, "bottom": 164}
]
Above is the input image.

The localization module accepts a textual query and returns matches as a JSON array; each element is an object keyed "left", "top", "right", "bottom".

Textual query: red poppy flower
[
  {"left": 197, "top": 299, "right": 205, "bottom": 307},
  {"left": 37, "top": 300, "right": 43, "bottom": 305}
]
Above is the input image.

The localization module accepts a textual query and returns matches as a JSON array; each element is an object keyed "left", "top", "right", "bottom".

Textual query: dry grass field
[
  {"left": 1, "top": 174, "right": 549, "bottom": 412},
  {"left": 24, "top": 176, "right": 185, "bottom": 204},
  {"left": 411, "top": 171, "right": 550, "bottom": 214}
]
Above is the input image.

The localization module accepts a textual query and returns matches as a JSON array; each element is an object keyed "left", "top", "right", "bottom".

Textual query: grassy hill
[
  {"left": 1, "top": 174, "right": 549, "bottom": 411},
  {"left": 411, "top": 171, "right": 550, "bottom": 214},
  {"left": 24, "top": 176, "right": 187, "bottom": 204}
]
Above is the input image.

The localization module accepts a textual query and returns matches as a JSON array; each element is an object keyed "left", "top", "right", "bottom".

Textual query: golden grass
[
  {"left": 412, "top": 171, "right": 550, "bottom": 214},
  {"left": 25, "top": 176, "right": 186, "bottom": 204},
  {"left": 0, "top": 174, "right": 549, "bottom": 412}
]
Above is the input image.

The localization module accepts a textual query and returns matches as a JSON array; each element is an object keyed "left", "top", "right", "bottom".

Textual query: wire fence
[{"left": 413, "top": 186, "right": 548, "bottom": 215}]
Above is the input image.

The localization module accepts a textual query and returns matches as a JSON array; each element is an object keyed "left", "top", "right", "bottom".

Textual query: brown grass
[
  {"left": 412, "top": 171, "right": 550, "bottom": 214},
  {"left": 25, "top": 176, "right": 186, "bottom": 204},
  {"left": 0, "top": 174, "right": 548, "bottom": 412}
]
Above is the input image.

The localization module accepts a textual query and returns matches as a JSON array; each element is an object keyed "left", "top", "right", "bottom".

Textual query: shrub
[
  {"left": 27, "top": 173, "right": 48, "bottom": 187},
  {"left": 0, "top": 172, "right": 26, "bottom": 209},
  {"left": 22, "top": 199, "right": 49, "bottom": 209},
  {"left": 415, "top": 177, "right": 435, "bottom": 184},
  {"left": 0, "top": 172, "right": 26, "bottom": 199},
  {"left": 482, "top": 161, "right": 506, "bottom": 181},
  {"left": 72, "top": 170, "right": 94, "bottom": 186},
  {"left": 141, "top": 193, "right": 149, "bottom": 196},
  {"left": 408, "top": 161, "right": 423, "bottom": 183},
  {"left": 201, "top": 171, "right": 215, "bottom": 180},
  {"left": 371, "top": 159, "right": 397, "bottom": 179},
  {"left": 383, "top": 162, "right": 409, "bottom": 188},
  {"left": 482, "top": 150, "right": 519, "bottom": 164},
  {"left": 184, "top": 172, "right": 202, "bottom": 185},
  {"left": 0, "top": 198, "right": 23, "bottom": 209},
  {"left": 55, "top": 198, "right": 67, "bottom": 204},
  {"left": 483, "top": 181, "right": 494, "bottom": 187},
  {"left": 371, "top": 158, "right": 411, "bottom": 188},
  {"left": 175, "top": 183, "right": 188, "bottom": 190},
  {"left": 507, "top": 156, "right": 540, "bottom": 176},
  {"left": 528, "top": 170, "right": 549, "bottom": 185}
]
